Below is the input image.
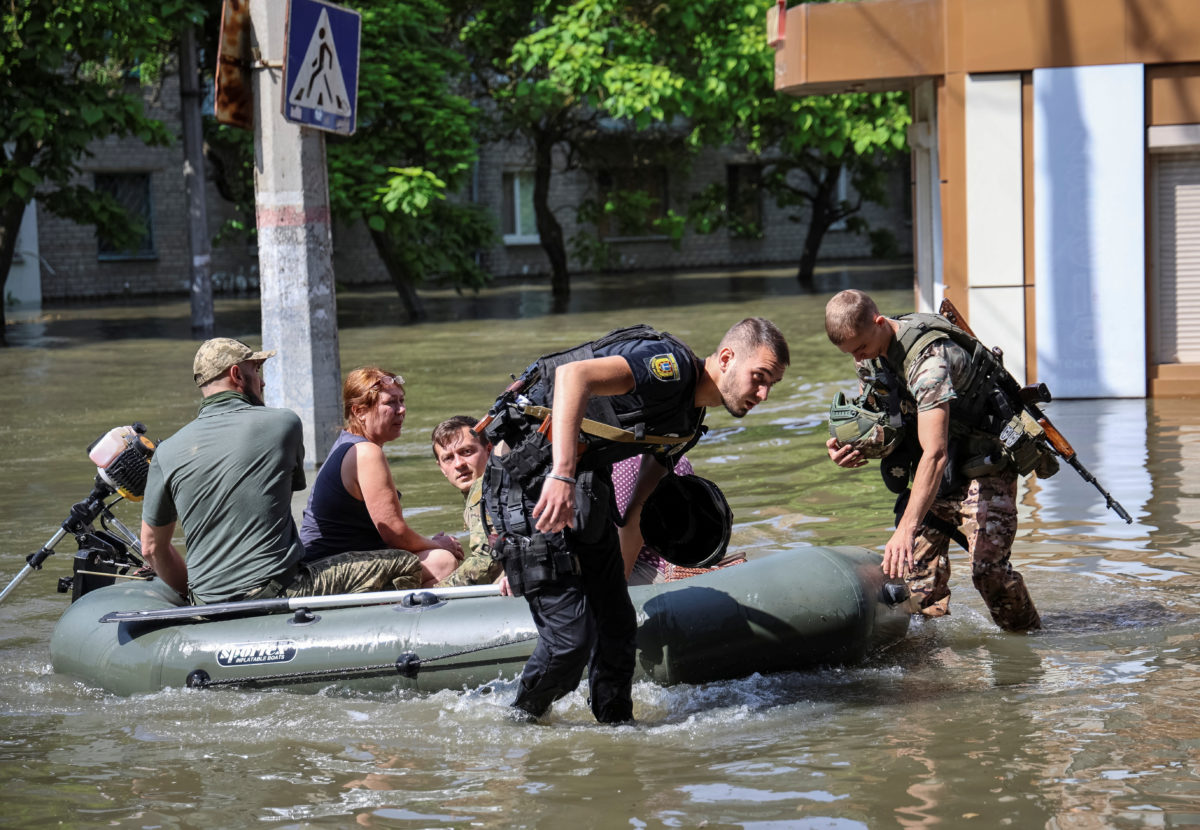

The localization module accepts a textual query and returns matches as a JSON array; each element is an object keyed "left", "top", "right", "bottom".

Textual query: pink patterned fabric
[{"left": 612, "top": 456, "right": 695, "bottom": 572}]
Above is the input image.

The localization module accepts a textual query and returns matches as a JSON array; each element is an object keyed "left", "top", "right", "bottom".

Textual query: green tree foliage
[
  {"left": 0, "top": 1, "right": 204, "bottom": 345},
  {"left": 662, "top": 0, "right": 911, "bottom": 288},
  {"left": 334, "top": 0, "right": 492, "bottom": 321},
  {"left": 208, "top": 0, "right": 492, "bottom": 322},
  {"left": 513, "top": 0, "right": 910, "bottom": 289},
  {"left": 458, "top": 0, "right": 687, "bottom": 308}
]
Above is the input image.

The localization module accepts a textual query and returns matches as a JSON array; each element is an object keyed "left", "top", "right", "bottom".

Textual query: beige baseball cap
[{"left": 193, "top": 338, "right": 276, "bottom": 387}]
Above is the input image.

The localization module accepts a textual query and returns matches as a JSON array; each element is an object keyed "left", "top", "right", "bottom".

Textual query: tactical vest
[
  {"left": 481, "top": 324, "right": 705, "bottom": 491},
  {"left": 867, "top": 313, "right": 1057, "bottom": 490}
]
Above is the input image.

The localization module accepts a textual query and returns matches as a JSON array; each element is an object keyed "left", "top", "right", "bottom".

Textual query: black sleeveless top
[{"left": 299, "top": 431, "right": 396, "bottom": 561}]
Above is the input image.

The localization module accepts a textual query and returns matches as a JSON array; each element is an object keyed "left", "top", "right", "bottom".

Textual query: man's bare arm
[
  {"left": 140, "top": 521, "right": 188, "bottom": 597},
  {"left": 882, "top": 403, "right": 949, "bottom": 578},
  {"left": 533, "top": 356, "right": 635, "bottom": 534}
]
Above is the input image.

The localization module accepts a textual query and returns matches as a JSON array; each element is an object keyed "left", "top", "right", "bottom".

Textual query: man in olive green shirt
[
  {"left": 431, "top": 416, "right": 505, "bottom": 589},
  {"left": 141, "top": 339, "right": 420, "bottom": 604}
]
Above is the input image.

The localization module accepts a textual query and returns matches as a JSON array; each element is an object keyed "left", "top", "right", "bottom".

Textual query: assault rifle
[
  {"left": 473, "top": 363, "right": 537, "bottom": 437},
  {"left": 938, "top": 298, "right": 1133, "bottom": 524}
]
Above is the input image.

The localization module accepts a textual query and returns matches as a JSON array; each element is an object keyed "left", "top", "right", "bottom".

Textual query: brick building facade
[{"left": 30, "top": 73, "right": 911, "bottom": 304}]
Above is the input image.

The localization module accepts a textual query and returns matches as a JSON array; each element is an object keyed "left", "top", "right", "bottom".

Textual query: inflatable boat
[{"left": 50, "top": 545, "right": 914, "bottom": 696}]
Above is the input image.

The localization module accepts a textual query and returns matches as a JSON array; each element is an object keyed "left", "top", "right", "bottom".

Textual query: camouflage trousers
[
  {"left": 906, "top": 472, "right": 1042, "bottom": 632},
  {"left": 436, "top": 550, "right": 503, "bottom": 587},
  {"left": 281, "top": 549, "right": 422, "bottom": 597}
]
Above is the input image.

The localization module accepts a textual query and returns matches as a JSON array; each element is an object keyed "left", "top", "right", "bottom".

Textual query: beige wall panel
[
  {"left": 966, "top": 74, "right": 1025, "bottom": 288},
  {"left": 1127, "top": 0, "right": 1200, "bottom": 63},
  {"left": 777, "top": 0, "right": 1200, "bottom": 98},
  {"left": 960, "top": 0, "right": 1127, "bottom": 73},
  {"left": 1148, "top": 64, "right": 1200, "bottom": 126},
  {"left": 969, "top": 285, "right": 1028, "bottom": 384},
  {"left": 773, "top": 4, "right": 805, "bottom": 92},
  {"left": 775, "top": 0, "right": 942, "bottom": 94}
]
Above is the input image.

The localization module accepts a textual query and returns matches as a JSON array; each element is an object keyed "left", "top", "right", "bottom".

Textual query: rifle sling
[{"left": 520, "top": 405, "right": 695, "bottom": 446}]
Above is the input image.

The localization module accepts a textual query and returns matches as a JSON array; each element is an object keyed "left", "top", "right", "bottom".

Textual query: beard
[
  {"left": 717, "top": 374, "right": 750, "bottom": 418},
  {"left": 244, "top": 386, "right": 265, "bottom": 407},
  {"left": 722, "top": 399, "right": 750, "bottom": 419}
]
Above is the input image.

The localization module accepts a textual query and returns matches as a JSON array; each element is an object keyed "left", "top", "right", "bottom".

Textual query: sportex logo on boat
[{"left": 216, "top": 640, "right": 298, "bottom": 667}]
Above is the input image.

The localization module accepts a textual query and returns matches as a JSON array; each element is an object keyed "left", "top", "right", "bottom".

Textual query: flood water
[{"left": 1, "top": 266, "right": 1199, "bottom": 828}]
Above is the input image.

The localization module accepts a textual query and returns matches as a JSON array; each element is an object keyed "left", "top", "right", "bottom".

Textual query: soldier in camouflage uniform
[
  {"left": 824, "top": 290, "right": 1041, "bottom": 632},
  {"left": 431, "top": 416, "right": 505, "bottom": 589}
]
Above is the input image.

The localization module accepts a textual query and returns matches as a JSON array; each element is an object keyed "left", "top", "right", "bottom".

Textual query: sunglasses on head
[{"left": 371, "top": 374, "right": 404, "bottom": 391}]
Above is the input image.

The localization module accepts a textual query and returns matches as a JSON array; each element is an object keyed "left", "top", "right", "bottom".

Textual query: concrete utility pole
[
  {"left": 179, "top": 24, "right": 214, "bottom": 340},
  {"left": 248, "top": 0, "right": 341, "bottom": 467}
]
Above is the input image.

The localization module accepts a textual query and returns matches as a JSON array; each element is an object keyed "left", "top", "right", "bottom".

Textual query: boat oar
[{"left": 98, "top": 583, "right": 504, "bottom": 624}]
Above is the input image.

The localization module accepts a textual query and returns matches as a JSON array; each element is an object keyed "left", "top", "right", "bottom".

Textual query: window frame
[
  {"left": 94, "top": 171, "right": 157, "bottom": 261},
  {"left": 726, "top": 163, "right": 765, "bottom": 239},
  {"left": 595, "top": 165, "right": 670, "bottom": 242},
  {"left": 501, "top": 170, "right": 540, "bottom": 246}
]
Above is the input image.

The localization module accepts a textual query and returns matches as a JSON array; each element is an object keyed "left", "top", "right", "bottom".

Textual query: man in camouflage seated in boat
[
  {"left": 430, "top": 416, "right": 506, "bottom": 590},
  {"left": 140, "top": 338, "right": 423, "bottom": 605}
]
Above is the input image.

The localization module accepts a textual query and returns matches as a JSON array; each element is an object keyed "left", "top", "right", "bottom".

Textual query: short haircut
[
  {"left": 825, "top": 289, "right": 880, "bottom": 346},
  {"left": 343, "top": 367, "right": 404, "bottom": 435},
  {"left": 431, "top": 415, "right": 487, "bottom": 457},
  {"left": 718, "top": 317, "right": 790, "bottom": 366}
]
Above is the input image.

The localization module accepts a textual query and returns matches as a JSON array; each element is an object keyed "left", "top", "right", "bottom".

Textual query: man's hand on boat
[{"left": 882, "top": 525, "right": 917, "bottom": 579}]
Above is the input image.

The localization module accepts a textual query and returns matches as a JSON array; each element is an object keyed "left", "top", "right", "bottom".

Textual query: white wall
[
  {"left": 966, "top": 73, "right": 1027, "bottom": 382},
  {"left": 1033, "top": 64, "right": 1146, "bottom": 398},
  {"left": 910, "top": 79, "right": 943, "bottom": 314},
  {"left": 7, "top": 200, "right": 41, "bottom": 309}
]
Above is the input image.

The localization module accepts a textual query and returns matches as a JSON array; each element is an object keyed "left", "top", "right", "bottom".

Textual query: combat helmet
[
  {"left": 827, "top": 391, "right": 903, "bottom": 459},
  {"left": 640, "top": 474, "right": 733, "bottom": 568}
]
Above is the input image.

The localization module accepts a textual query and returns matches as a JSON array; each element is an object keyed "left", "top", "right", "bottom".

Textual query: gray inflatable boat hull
[{"left": 50, "top": 546, "right": 913, "bottom": 696}]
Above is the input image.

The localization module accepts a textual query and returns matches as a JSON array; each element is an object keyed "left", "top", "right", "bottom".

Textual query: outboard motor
[{"left": 0, "top": 424, "right": 155, "bottom": 605}]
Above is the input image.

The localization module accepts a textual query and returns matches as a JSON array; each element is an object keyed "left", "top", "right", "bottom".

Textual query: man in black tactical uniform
[{"left": 480, "top": 318, "right": 789, "bottom": 723}]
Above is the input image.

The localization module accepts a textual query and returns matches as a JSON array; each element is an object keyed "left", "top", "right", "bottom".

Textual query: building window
[
  {"left": 726, "top": 164, "right": 764, "bottom": 239},
  {"left": 95, "top": 172, "right": 156, "bottom": 259},
  {"left": 502, "top": 170, "right": 539, "bottom": 244},
  {"left": 596, "top": 166, "right": 668, "bottom": 240}
]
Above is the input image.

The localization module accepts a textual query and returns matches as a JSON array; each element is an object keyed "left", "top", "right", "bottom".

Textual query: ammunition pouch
[
  {"left": 998, "top": 411, "right": 1058, "bottom": 478},
  {"left": 497, "top": 425, "right": 552, "bottom": 491},
  {"left": 494, "top": 533, "right": 580, "bottom": 598},
  {"left": 959, "top": 452, "right": 1009, "bottom": 480},
  {"left": 953, "top": 411, "right": 1059, "bottom": 481},
  {"left": 1034, "top": 451, "right": 1060, "bottom": 479}
]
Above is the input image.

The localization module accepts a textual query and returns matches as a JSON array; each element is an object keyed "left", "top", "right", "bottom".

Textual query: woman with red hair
[{"left": 300, "top": 367, "right": 462, "bottom": 587}]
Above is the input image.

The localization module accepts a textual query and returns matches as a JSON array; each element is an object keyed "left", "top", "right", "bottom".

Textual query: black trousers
[{"left": 484, "top": 460, "right": 637, "bottom": 723}]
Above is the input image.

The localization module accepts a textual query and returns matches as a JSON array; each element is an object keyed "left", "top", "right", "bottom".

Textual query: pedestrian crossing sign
[{"left": 283, "top": 0, "right": 360, "bottom": 135}]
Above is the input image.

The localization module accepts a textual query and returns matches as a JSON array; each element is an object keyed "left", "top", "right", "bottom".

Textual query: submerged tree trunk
[
  {"left": 0, "top": 197, "right": 28, "bottom": 348},
  {"left": 796, "top": 163, "right": 845, "bottom": 292},
  {"left": 0, "top": 142, "right": 34, "bottom": 347},
  {"left": 532, "top": 131, "right": 570, "bottom": 312},
  {"left": 369, "top": 227, "right": 427, "bottom": 323}
]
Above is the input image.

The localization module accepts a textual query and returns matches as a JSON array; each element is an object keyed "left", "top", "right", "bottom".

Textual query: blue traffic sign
[{"left": 283, "top": 0, "right": 360, "bottom": 135}]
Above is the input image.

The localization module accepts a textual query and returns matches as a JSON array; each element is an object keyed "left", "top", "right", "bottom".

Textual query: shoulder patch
[{"left": 647, "top": 353, "right": 681, "bottom": 382}]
